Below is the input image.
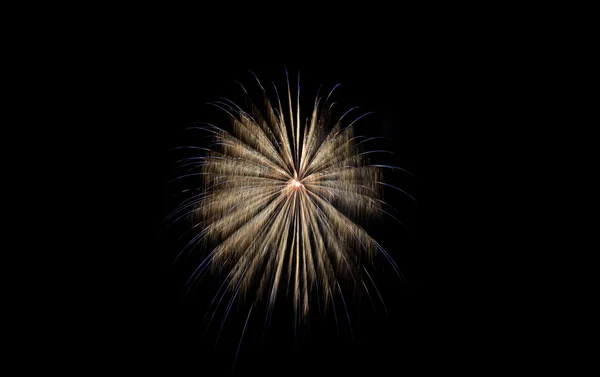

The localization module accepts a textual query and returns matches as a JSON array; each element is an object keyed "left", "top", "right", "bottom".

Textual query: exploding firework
[{"left": 170, "top": 70, "right": 409, "bottom": 326}]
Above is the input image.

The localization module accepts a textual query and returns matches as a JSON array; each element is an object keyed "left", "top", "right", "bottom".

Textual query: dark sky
[{"left": 114, "top": 27, "right": 515, "bottom": 374}]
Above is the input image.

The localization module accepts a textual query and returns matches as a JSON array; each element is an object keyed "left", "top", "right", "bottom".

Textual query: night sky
[{"left": 117, "top": 29, "right": 512, "bottom": 374}]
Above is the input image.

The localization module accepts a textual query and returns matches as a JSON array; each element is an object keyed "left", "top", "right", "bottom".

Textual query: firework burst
[{"left": 170, "top": 71, "right": 408, "bottom": 327}]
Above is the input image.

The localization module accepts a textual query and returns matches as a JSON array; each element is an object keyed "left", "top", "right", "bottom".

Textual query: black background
[{"left": 102, "top": 19, "right": 522, "bottom": 374}]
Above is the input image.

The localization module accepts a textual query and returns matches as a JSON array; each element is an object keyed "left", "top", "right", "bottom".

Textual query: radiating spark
[{"left": 175, "top": 72, "right": 408, "bottom": 323}]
